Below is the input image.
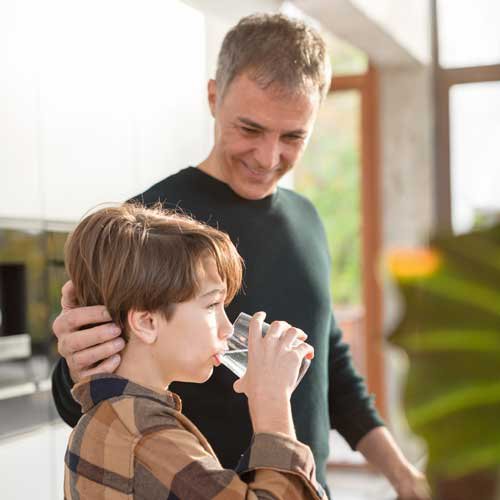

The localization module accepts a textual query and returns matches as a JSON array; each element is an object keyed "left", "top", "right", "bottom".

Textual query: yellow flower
[{"left": 387, "top": 247, "right": 442, "bottom": 280}]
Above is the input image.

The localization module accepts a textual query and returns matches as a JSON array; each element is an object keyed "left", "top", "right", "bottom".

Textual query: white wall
[
  {"left": 0, "top": 422, "right": 71, "bottom": 500},
  {"left": 1, "top": 0, "right": 208, "bottom": 223}
]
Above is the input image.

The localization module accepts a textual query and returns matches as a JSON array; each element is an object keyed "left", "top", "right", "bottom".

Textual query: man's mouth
[{"left": 240, "top": 161, "right": 279, "bottom": 180}]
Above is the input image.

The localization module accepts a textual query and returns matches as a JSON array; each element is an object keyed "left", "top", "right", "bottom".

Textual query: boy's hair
[
  {"left": 216, "top": 13, "right": 331, "bottom": 101},
  {"left": 65, "top": 204, "right": 243, "bottom": 339}
]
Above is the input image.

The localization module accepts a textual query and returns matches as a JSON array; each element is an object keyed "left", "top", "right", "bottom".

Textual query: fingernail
[
  {"left": 110, "top": 354, "right": 121, "bottom": 364},
  {"left": 113, "top": 338, "right": 125, "bottom": 349},
  {"left": 256, "top": 311, "right": 266, "bottom": 320},
  {"left": 102, "top": 308, "right": 112, "bottom": 320},
  {"left": 109, "top": 325, "right": 121, "bottom": 336}
]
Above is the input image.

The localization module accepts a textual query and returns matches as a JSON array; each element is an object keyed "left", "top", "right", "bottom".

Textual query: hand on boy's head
[
  {"left": 52, "top": 281, "right": 125, "bottom": 383},
  {"left": 60, "top": 280, "right": 78, "bottom": 311}
]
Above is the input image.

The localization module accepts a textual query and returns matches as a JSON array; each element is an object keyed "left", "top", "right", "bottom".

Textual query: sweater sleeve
[
  {"left": 328, "top": 313, "right": 384, "bottom": 449},
  {"left": 51, "top": 358, "right": 83, "bottom": 427}
]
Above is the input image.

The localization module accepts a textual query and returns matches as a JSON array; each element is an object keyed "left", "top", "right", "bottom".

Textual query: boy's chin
[
  {"left": 177, "top": 367, "right": 214, "bottom": 384},
  {"left": 199, "top": 366, "right": 214, "bottom": 383}
]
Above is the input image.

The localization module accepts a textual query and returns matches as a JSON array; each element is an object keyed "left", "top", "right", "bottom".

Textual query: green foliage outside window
[{"left": 295, "top": 90, "right": 362, "bottom": 305}]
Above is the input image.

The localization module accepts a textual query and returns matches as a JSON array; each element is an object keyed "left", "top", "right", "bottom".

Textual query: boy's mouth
[{"left": 213, "top": 353, "right": 222, "bottom": 366}]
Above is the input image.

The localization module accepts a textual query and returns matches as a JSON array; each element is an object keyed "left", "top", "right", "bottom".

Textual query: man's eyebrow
[
  {"left": 200, "top": 287, "right": 226, "bottom": 298},
  {"left": 237, "top": 117, "right": 266, "bottom": 130},
  {"left": 237, "top": 117, "right": 307, "bottom": 136}
]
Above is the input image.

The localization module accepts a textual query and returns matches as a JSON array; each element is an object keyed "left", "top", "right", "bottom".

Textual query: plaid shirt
[{"left": 64, "top": 374, "right": 327, "bottom": 499}]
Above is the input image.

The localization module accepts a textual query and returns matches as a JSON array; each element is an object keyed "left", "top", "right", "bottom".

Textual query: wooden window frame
[
  {"left": 431, "top": 0, "right": 500, "bottom": 231},
  {"left": 330, "top": 66, "right": 386, "bottom": 420}
]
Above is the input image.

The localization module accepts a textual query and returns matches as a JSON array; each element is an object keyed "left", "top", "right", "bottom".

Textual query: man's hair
[
  {"left": 216, "top": 13, "right": 331, "bottom": 101},
  {"left": 65, "top": 204, "right": 243, "bottom": 340}
]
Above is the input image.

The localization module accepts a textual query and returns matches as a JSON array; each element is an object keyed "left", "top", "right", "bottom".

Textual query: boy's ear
[
  {"left": 207, "top": 79, "right": 217, "bottom": 117},
  {"left": 127, "top": 310, "right": 159, "bottom": 344}
]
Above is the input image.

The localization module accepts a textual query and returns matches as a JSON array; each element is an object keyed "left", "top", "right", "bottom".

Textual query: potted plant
[{"left": 388, "top": 223, "right": 500, "bottom": 500}]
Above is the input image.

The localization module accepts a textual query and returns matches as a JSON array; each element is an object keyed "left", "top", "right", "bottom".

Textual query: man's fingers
[
  {"left": 61, "top": 281, "right": 78, "bottom": 311},
  {"left": 79, "top": 353, "right": 122, "bottom": 380},
  {"left": 60, "top": 323, "right": 121, "bottom": 357},
  {"left": 70, "top": 337, "right": 125, "bottom": 373},
  {"left": 54, "top": 304, "right": 112, "bottom": 336}
]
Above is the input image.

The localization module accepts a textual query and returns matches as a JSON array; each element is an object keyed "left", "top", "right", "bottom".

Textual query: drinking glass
[{"left": 221, "top": 312, "right": 311, "bottom": 386}]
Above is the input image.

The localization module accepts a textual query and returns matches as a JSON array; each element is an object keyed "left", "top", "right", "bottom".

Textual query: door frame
[{"left": 330, "top": 65, "right": 386, "bottom": 419}]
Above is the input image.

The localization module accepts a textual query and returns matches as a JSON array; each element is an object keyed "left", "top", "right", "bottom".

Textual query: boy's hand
[
  {"left": 52, "top": 281, "right": 125, "bottom": 383},
  {"left": 233, "top": 312, "right": 314, "bottom": 437}
]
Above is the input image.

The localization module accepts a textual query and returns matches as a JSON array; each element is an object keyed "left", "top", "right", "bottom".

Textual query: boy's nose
[{"left": 219, "top": 311, "right": 234, "bottom": 339}]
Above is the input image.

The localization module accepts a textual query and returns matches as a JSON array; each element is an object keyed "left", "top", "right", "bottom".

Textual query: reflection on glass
[
  {"left": 450, "top": 82, "right": 500, "bottom": 234},
  {"left": 0, "top": 224, "right": 69, "bottom": 356},
  {"left": 438, "top": 0, "right": 500, "bottom": 68}
]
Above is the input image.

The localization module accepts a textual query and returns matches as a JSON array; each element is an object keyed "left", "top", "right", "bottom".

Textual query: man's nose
[{"left": 254, "top": 136, "right": 281, "bottom": 170}]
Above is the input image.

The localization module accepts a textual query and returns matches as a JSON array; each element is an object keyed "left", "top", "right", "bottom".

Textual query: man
[{"left": 52, "top": 13, "right": 430, "bottom": 499}]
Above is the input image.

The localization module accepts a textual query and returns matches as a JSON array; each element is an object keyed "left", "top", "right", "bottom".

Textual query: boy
[{"left": 63, "top": 204, "right": 324, "bottom": 499}]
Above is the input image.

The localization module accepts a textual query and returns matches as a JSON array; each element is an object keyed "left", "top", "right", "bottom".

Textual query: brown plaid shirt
[{"left": 64, "top": 374, "right": 327, "bottom": 499}]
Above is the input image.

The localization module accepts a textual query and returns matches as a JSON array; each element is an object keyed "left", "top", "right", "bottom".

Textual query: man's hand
[
  {"left": 52, "top": 281, "right": 125, "bottom": 383},
  {"left": 356, "top": 427, "right": 431, "bottom": 500},
  {"left": 393, "top": 464, "right": 431, "bottom": 500}
]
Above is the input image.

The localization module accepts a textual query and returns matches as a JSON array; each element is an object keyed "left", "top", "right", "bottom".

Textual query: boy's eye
[{"left": 208, "top": 302, "right": 221, "bottom": 310}]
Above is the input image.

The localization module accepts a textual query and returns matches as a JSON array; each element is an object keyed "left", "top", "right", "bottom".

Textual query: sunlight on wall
[{"left": 0, "top": 0, "right": 207, "bottom": 223}]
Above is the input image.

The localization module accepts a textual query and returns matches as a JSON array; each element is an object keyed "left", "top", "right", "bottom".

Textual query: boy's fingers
[
  {"left": 233, "top": 378, "right": 244, "bottom": 393},
  {"left": 267, "top": 320, "right": 290, "bottom": 339},
  {"left": 295, "top": 342, "right": 314, "bottom": 360},
  {"left": 248, "top": 311, "right": 266, "bottom": 347},
  {"left": 281, "top": 327, "right": 306, "bottom": 348}
]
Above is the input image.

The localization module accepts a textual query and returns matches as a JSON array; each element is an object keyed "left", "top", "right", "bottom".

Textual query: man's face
[
  {"left": 207, "top": 73, "right": 320, "bottom": 200},
  {"left": 154, "top": 256, "right": 233, "bottom": 385}
]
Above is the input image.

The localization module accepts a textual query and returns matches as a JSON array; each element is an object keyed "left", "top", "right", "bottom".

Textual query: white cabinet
[{"left": 1, "top": 0, "right": 207, "bottom": 223}]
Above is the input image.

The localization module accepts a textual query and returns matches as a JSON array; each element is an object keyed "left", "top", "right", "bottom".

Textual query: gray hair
[{"left": 215, "top": 13, "right": 332, "bottom": 101}]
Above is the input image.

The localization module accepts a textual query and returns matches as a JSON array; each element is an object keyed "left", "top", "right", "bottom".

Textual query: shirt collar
[{"left": 72, "top": 374, "right": 182, "bottom": 413}]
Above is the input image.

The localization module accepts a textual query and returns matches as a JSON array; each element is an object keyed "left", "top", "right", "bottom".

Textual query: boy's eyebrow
[{"left": 200, "top": 287, "right": 226, "bottom": 298}]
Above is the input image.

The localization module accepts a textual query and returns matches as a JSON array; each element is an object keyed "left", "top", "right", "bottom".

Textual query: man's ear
[
  {"left": 207, "top": 79, "right": 217, "bottom": 117},
  {"left": 127, "top": 310, "right": 159, "bottom": 345}
]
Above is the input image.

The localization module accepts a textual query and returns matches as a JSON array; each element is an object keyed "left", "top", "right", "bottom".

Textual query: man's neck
[{"left": 197, "top": 150, "right": 226, "bottom": 184}]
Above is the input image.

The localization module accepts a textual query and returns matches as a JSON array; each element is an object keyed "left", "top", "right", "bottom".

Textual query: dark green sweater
[{"left": 52, "top": 167, "right": 383, "bottom": 488}]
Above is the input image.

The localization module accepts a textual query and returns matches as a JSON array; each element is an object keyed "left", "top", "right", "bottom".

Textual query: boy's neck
[{"left": 114, "top": 342, "right": 170, "bottom": 394}]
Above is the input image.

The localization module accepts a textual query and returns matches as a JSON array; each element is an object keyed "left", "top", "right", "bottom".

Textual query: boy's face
[{"left": 155, "top": 256, "right": 234, "bottom": 385}]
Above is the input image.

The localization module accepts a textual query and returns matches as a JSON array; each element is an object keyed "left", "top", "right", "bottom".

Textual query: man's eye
[{"left": 242, "top": 127, "right": 259, "bottom": 134}]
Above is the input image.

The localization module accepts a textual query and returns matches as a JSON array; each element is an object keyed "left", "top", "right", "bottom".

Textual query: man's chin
[{"left": 229, "top": 179, "right": 276, "bottom": 200}]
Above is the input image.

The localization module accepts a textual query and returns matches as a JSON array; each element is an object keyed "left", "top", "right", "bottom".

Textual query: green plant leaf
[{"left": 389, "top": 223, "right": 500, "bottom": 480}]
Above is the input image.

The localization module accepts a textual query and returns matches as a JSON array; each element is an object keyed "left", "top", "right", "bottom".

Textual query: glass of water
[{"left": 221, "top": 312, "right": 311, "bottom": 386}]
